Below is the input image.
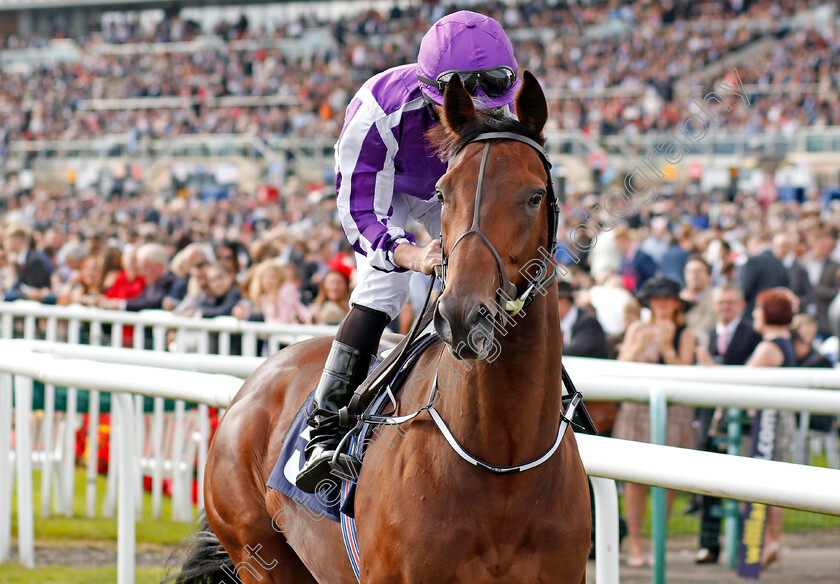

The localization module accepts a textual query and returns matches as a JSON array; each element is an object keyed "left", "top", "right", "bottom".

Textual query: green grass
[
  {"left": 11, "top": 468, "right": 194, "bottom": 545},
  {"left": 623, "top": 490, "right": 840, "bottom": 538},
  {"left": 0, "top": 565, "right": 165, "bottom": 583}
]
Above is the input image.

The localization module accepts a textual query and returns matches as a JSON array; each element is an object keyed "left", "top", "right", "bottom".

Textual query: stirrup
[{"left": 296, "top": 445, "right": 362, "bottom": 493}]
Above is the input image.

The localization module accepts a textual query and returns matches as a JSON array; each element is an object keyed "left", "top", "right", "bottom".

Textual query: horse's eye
[
  {"left": 435, "top": 188, "right": 445, "bottom": 204},
  {"left": 529, "top": 191, "right": 545, "bottom": 207}
]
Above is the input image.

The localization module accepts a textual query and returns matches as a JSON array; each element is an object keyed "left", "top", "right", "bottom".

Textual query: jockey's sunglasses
[{"left": 418, "top": 66, "right": 516, "bottom": 98}]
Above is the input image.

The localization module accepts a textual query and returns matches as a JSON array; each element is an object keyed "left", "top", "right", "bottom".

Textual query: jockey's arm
[{"left": 393, "top": 239, "right": 442, "bottom": 275}]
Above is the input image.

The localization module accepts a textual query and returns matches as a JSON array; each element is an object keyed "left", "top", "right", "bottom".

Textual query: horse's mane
[{"left": 427, "top": 109, "right": 546, "bottom": 162}]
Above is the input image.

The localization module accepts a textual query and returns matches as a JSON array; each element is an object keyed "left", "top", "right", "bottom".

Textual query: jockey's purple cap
[{"left": 417, "top": 10, "right": 520, "bottom": 109}]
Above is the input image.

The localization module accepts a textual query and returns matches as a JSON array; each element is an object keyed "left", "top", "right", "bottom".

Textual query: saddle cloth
[{"left": 265, "top": 330, "right": 438, "bottom": 522}]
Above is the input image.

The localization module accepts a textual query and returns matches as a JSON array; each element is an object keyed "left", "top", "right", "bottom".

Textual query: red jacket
[{"left": 104, "top": 271, "right": 145, "bottom": 300}]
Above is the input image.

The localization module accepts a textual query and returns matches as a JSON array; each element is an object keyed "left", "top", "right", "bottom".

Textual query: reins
[{"left": 330, "top": 130, "right": 596, "bottom": 477}]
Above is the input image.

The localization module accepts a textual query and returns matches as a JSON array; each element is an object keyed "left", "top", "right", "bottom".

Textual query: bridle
[
  {"left": 439, "top": 131, "right": 560, "bottom": 316},
  {"left": 336, "top": 130, "right": 595, "bottom": 480}
]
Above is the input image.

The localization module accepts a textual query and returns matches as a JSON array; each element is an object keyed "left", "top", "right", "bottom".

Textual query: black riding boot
[{"left": 295, "top": 340, "right": 374, "bottom": 493}]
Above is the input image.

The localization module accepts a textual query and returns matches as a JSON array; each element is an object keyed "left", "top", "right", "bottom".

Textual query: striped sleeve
[{"left": 335, "top": 88, "right": 416, "bottom": 273}]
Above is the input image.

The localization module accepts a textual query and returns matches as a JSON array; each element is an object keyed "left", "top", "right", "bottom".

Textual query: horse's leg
[
  {"left": 218, "top": 511, "right": 316, "bottom": 584},
  {"left": 205, "top": 446, "right": 317, "bottom": 584},
  {"left": 204, "top": 379, "right": 319, "bottom": 583}
]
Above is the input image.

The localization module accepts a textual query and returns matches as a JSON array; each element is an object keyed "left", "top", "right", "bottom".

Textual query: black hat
[{"left": 637, "top": 276, "right": 692, "bottom": 310}]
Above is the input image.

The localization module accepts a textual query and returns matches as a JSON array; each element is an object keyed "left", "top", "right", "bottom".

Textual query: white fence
[
  {"left": 1, "top": 302, "right": 839, "bottom": 583},
  {"left": 1, "top": 339, "right": 840, "bottom": 583},
  {"left": 0, "top": 302, "right": 336, "bottom": 529}
]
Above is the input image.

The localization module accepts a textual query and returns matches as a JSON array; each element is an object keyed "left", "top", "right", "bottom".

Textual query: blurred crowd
[
  {"left": 2, "top": 179, "right": 838, "bottom": 343},
  {"left": 0, "top": 184, "right": 359, "bottom": 332},
  {"left": 1, "top": 0, "right": 838, "bottom": 150}
]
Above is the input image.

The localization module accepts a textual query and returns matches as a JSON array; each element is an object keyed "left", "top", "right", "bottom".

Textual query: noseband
[{"left": 440, "top": 131, "right": 560, "bottom": 316}]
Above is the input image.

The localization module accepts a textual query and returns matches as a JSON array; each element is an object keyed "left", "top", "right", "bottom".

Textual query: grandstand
[{"left": 0, "top": 0, "right": 838, "bottom": 200}]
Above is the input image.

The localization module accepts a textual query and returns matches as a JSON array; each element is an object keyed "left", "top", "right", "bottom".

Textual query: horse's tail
[{"left": 162, "top": 510, "right": 234, "bottom": 584}]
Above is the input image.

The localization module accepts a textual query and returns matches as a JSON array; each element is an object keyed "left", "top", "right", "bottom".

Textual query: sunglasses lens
[
  {"left": 480, "top": 67, "right": 515, "bottom": 96},
  {"left": 432, "top": 67, "right": 516, "bottom": 98},
  {"left": 459, "top": 73, "right": 480, "bottom": 94},
  {"left": 437, "top": 71, "right": 480, "bottom": 95}
]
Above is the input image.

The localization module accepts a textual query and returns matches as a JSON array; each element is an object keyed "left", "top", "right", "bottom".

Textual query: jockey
[{"left": 295, "top": 10, "right": 522, "bottom": 493}]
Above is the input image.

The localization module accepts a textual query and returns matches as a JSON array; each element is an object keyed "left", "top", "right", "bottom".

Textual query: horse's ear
[
  {"left": 441, "top": 74, "right": 475, "bottom": 136},
  {"left": 515, "top": 71, "right": 548, "bottom": 136}
]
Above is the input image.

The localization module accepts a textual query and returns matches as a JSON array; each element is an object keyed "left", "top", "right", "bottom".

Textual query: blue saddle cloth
[
  {"left": 266, "top": 389, "right": 343, "bottom": 521},
  {"left": 266, "top": 333, "right": 436, "bottom": 523}
]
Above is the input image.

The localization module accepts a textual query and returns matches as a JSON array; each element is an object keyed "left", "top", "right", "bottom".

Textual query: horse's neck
[{"left": 437, "top": 294, "right": 563, "bottom": 466}]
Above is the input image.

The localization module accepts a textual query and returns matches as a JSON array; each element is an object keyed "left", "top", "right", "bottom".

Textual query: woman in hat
[
  {"left": 295, "top": 11, "right": 524, "bottom": 492},
  {"left": 614, "top": 276, "right": 697, "bottom": 566}
]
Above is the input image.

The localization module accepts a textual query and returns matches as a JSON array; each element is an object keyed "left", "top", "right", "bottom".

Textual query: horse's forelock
[{"left": 426, "top": 110, "right": 545, "bottom": 163}]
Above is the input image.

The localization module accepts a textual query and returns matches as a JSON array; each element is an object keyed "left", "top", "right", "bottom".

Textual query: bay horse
[{"left": 171, "top": 71, "right": 590, "bottom": 584}]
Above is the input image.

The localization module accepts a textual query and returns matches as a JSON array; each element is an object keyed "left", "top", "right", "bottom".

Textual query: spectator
[
  {"left": 581, "top": 273, "right": 635, "bottom": 338},
  {"left": 68, "top": 255, "right": 104, "bottom": 306},
  {"left": 307, "top": 268, "right": 352, "bottom": 325},
  {"left": 247, "top": 260, "right": 309, "bottom": 324},
  {"left": 52, "top": 242, "right": 87, "bottom": 301},
  {"left": 172, "top": 254, "right": 211, "bottom": 316},
  {"left": 102, "top": 244, "right": 145, "bottom": 303},
  {"left": 693, "top": 282, "right": 762, "bottom": 565},
  {"left": 214, "top": 241, "right": 245, "bottom": 282},
  {"left": 613, "top": 276, "right": 696, "bottom": 567},
  {"left": 739, "top": 231, "right": 789, "bottom": 313},
  {"left": 100, "top": 246, "right": 123, "bottom": 292},
  {"left": 164, "top": 261, "right": 240, "bottom": 355},
  {"left": 782, "top": 232, "right": 813, "bottom": 313},
  {"left": 0, "top": 245, "right": 14, "bottom": 296},
  {"left": 614, "top": 224, "right": 657, "bottom": 294},
  {"left": 829, "top": 281, "right": 840, "bottom": 339},
  {"left": 743, "top": 288, "right": 798, "bottom": 569},
  {"left": 791, "top": 313, "right": 833, "bottom": 368},
  {"left": 103, "top": 243, "right": 176, "bottom": 311},
  {"left": 196, "top": 262, "right": 241, "bottom": 318},
  {"left": 790, "top": 313, "right": 836, "bottom": 439},
  {"left": 659, "top": 224, "right": 693, "bottom": 285},
  {"left": 164, "top": 243, "right": 209, "bottom": 310},
  {"left": 707, "top": 239, "right": 733, "bottom": 287},
  {"left": 4, "top": 225, "right": 52, "bottom": 301},
  {"left": 681, "top": 255, "right": 715, "bottom": 335},
  {"left": 640, "top": 216, "right": 670, "bottom": 265},
  {"left": 557, "top": 281, "right": 610, "bottom": 359},
  {"left": 799, "top": 226, "right": 839, "bottom": 337}
]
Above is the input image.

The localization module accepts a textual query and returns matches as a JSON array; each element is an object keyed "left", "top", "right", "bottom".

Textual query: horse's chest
[{"left": 356, "top": 456, "right": 578, "bottom": 582}]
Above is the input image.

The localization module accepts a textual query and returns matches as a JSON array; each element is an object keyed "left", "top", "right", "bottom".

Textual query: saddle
[{"left": 265, "top": 315, "right": 439, "bottom": 522}]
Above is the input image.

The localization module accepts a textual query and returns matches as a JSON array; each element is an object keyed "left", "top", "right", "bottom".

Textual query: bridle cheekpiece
[{"left": 439, "top": 131, "right": 560, "bottom": 317}]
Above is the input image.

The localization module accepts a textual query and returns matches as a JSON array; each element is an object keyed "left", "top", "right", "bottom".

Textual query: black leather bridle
[{"left": 439, "top": 131, "right": 560, "bottom": 316}]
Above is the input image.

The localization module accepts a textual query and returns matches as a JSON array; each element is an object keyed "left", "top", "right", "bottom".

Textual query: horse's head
[{"left": 431, "top": 71, "right": 557, "bottom": 360}]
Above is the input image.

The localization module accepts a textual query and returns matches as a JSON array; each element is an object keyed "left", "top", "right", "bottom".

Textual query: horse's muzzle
[{"left": 434, "top": 299, "right": 497, "bottom": 361}]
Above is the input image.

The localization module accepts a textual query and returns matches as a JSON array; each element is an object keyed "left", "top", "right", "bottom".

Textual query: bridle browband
[{"left": 439, "top": 131, "right": 560, "bottom": 316}]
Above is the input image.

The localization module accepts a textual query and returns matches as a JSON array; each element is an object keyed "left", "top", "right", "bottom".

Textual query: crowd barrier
[
  {"left": 0, "top": 301, "right": 337, "bottom": 527},
  {"left": 3, "top": 341, "right": 840, "bottom": 584},
  {"left": 1, "top": 303, "right": 839, "bottom": 584}
]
